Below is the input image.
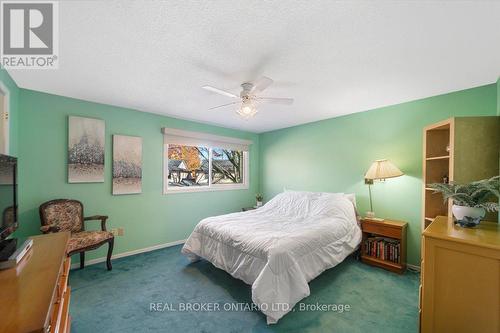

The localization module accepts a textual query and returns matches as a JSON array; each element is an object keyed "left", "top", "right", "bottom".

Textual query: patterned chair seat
[{"left": 67, "top": 230, "right": 114, "bottom": 255}]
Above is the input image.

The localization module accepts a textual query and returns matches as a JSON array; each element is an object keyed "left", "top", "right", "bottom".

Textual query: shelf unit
[
  {"left": 425, "top": 155, "right": 450, "bottom": 161},
  {"left": 360, "top": 218, "right": 407, "bottom": 274},
  {"left": 422, "top": 119, "right": 453, "bottom": 230},
  {"left": 422, "top": 117, "right": 500, "bottom": 230}
]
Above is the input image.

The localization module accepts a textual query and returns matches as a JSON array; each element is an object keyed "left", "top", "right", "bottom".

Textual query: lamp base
[{"left": 365, "top": 212, "right": 385, "bottom": 222}]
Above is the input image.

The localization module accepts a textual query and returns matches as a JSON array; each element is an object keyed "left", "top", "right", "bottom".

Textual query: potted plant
[
  {"left": 256, "top": 193, "right": 263, "bottom": 207},
  {"left": 429, "top": 176, "right": 499, "bottom": 227}
]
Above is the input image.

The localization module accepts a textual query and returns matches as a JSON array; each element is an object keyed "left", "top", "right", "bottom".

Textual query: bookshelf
[
  {"left": 360, "top": 218, "right": 407, "bottom": 274},
  {"left": 422, "top": 119, "right": 452, "bottom": 230},
  {"left": 422, "top": 117, "right": 500, "bottom": 230}
]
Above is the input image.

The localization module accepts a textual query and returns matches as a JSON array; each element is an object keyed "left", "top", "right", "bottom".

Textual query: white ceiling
[{"left": 8, "top": 1, "right": 500, "bottom": 133}]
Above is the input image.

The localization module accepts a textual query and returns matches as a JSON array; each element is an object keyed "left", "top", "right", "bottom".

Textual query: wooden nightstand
[{"left": 360, "top": 218, "right": 407, "bottom": 274}]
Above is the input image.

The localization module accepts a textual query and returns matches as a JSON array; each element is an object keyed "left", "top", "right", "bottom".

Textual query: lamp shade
[{"left": 364, "top": 159, "right": 404, "bottom": 180}]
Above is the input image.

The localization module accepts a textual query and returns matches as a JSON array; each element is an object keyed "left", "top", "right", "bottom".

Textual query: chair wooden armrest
[
  {"left": 40, "top": 224, "right": 60, "bottom": 233},
  {"left": 83, "top": 215, "right": 109, "bottom": 231}
]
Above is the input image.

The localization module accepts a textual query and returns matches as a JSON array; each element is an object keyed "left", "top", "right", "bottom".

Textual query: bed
[{"left": 181, "top": 190, "right": 362, "bottom": 324}]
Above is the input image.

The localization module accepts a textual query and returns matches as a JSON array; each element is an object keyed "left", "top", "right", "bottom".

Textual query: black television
[{"left": 0, "top": 154, "right": 18, "bottom": 260}]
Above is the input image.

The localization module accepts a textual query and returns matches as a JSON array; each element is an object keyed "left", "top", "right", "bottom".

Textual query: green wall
[
  {"left": 0, "top": 68, "right": 19, "bottom": 155},
  {"left": 259, "top": 84, "right": 498, "bottom": 266},
  {"left": 2, "top": 66, "right": 499, "bottom": 268},
  {"left": 497, "top": 78, "right": 500, "bottom": 116},
  {"left": 16, "top": 88, "right": 259, "bottom": 262}
]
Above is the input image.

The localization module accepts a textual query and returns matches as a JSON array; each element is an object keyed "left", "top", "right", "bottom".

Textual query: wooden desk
[
  {"left": 420, "top": 216, "right": 500, "bottom": 333},
  {"left": 0, "top": 232, "right": 71, "bottom": 333}
]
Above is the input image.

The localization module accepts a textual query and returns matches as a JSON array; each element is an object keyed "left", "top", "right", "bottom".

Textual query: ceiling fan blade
[
  {"left": 202, "top": 86, "right": 239, "bottom": 98},
  {"left": 251, "top": 76, "right": 274, "bottom": 93},
  {"left": 208, "top": 101, "right": 240, "bottom": 110},
  {"left": 257, "top": 97, "right": 294, "bottom": 105}
]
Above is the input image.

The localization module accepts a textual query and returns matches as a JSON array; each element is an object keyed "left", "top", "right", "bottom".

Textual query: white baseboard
[
  {"left": 70, "top": 239, "right": 186, "bottom": 270},
  {"left": 407, "top": 263, "right": 421, "bottom": 272}
]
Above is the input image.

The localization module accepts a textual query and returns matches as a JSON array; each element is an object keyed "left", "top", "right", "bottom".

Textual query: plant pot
[
  {"left": 256, "top": 201, "right": 263, "bottom": 207},
  {"left": 452, "top": 205, "right": 485, "bottom": 228}
]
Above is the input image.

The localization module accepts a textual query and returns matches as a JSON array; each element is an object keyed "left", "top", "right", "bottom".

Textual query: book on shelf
[{"left": 364, "top": 237, "right": 401, "bottom": 264}]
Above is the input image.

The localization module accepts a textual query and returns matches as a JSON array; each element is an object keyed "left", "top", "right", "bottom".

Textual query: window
[
  {"left": 211, "top": 148, "right": 243, "bottom": 185},
  {"left": 167, "top": 145, "right": 209, "bottom": 188},
  {"left": 163, "top": 128, "right": 251, "bottom": 193}
]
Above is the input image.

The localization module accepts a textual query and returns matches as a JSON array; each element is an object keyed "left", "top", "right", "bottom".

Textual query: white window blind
[{"left": 162, "top": 128, "right": 252, "bottom": 151}]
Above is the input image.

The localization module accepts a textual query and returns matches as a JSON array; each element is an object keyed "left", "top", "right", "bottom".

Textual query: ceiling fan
[{"left": 202, "top": 76, "right": 294, "bottom": 119}]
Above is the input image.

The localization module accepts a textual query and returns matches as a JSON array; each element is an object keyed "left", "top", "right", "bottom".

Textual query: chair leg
[
  {"left": 106, "top": 238, "right": 114, "bottom": 271},
  {"left": 80, "top": 252, "right": 85, "bottom": 269}
]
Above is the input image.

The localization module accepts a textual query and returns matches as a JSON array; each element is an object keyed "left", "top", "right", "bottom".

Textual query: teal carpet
[{"left": 69, "top": 245, "right": 419, "bottom": 333}]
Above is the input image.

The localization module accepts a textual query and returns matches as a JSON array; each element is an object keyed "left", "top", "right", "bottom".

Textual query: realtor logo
[{"left": 1, "top": 1, "right": 59, "bottom": 69}]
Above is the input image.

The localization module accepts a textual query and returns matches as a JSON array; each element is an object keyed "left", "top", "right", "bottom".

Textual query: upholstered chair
[{"left": 39, "top": 199, "right": 114, "bottom": 270}]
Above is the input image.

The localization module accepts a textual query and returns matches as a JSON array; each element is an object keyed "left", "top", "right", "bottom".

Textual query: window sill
[{"left": 164, "top": 185, "right": 249, "bottom": 194}]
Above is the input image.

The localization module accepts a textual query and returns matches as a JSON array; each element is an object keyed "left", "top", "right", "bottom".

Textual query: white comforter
[{"left": 181, "top": 191, "right": 362, "bottom": 324}]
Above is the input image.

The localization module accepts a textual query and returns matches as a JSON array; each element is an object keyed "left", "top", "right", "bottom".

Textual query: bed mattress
[{"left": 182, "top": 191, "right": 362, "bottom": 324}]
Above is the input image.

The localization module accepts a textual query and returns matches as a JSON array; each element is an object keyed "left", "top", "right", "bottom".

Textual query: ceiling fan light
[{"left": 237, "top": 101, "right": 258, "bottom": 119}]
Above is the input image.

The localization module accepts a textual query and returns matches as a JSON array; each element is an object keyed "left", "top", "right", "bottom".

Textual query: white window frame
[{"left": 163, "top": 129, "right": 251, "bottom": 194}]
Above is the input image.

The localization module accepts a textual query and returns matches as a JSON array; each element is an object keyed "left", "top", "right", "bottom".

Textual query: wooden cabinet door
[{"left": 421, "top": 237, "right": 500, "bottom": 333}]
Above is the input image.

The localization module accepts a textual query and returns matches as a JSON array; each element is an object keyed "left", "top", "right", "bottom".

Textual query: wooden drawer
[
  {"left": 420, "top": 260, "right": 424, "bottom": 287},
  {"left": 362, "top": 222, "right": 401, "bottom": 239},
  {"left": 50, "top": 257, "right": 71, "bottom": 333},
  {"left": 58, "top": 257, "right": 70, "bottom": 298},
  {"left": 59, "top": 287, "right": 71, "bottom": 333},
  {"left": 50, "top": 288, "right": 71, "bottom": 333},
  {"left": 418, "top": 284, "right": 422, "bottom": 310},
  {"left": 0, "top": 232, "right": 71, "bottom": 333}
]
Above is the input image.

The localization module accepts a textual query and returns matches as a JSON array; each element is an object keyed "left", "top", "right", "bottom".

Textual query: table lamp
[{"left": 364, "top": 159, "right": 404, "bottom": 221}]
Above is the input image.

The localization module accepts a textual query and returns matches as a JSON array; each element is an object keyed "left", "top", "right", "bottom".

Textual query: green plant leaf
[
  {"left": 476, "top": 202, "right": 499, "bottom": 212},
  {"left": 429, "top": 176, "right": 499, "bottom": 208}
]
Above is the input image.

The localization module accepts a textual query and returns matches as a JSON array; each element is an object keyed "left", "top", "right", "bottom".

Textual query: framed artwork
[
  {"left": 68, "top": 116, "right": 105, "bottom": 183},
  {"left": 112, "top": 135, "right": 142, "bottom": 195}
]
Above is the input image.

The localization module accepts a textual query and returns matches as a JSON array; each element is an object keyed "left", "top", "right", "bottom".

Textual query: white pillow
[
  {"left": 283, "top": 188, "right": 356, "bottom": 207},
  {"left": 284, "top": 188, "right": 342, "bottom": 196},
  {"left": 344, "top": 193, "right": 357, "bottom": 208},
  {"left": 283, "top": 188, "right": 322, "bottom": 199}
]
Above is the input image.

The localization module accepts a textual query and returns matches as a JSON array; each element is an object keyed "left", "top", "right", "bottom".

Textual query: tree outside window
[{"left": 166, "top": 145, "right": 245, "bottom": 188}]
